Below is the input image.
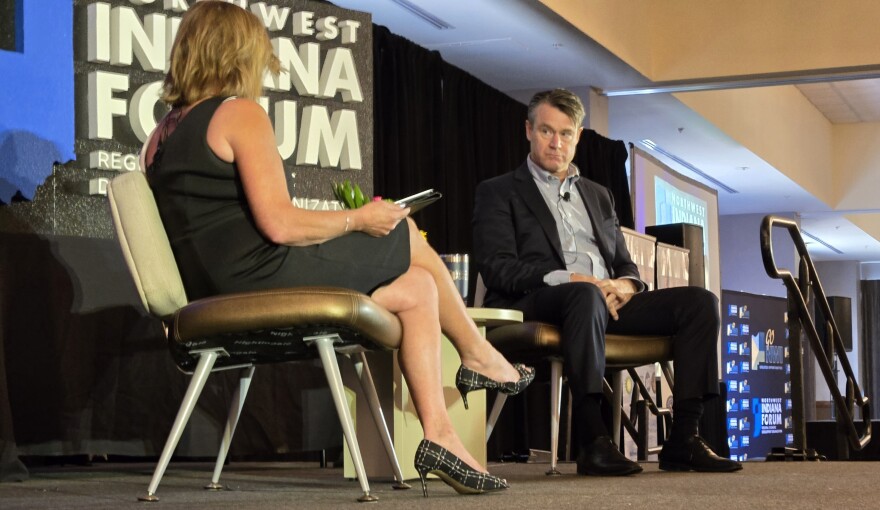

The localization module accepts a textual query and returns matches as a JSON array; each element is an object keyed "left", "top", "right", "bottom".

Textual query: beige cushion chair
[
  {"left": 108, "top": 171, "right": 408, "bottom": 502},
  {"left": 474, "top": 275, "right": 674, "bottom": 474}
]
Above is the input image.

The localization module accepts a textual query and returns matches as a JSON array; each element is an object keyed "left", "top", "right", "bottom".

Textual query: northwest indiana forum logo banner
[
  {"left": 73, "top": 0, "right": 373, "bottom": 204},
  {"left": 722, "top": 290, "right": 793, "bottom": 461}
]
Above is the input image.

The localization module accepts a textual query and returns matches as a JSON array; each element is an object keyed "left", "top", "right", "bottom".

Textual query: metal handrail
[
  {"left": 604, "top": 364, "right": 675, "bottom": 459},
  {"left": 628, "top": 365, "right": 674, "bottom": 456},
  {"left": 760, "top": 215, "right": 871, "bottom": 452}
]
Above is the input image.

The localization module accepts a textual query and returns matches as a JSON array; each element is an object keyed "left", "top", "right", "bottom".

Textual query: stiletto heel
[
  {"left": 456, "top": 363, "right": 535, "bottom": 408},
  {"left": 413, "top": 439, "right": 508, "bottom": 496},
  {"left": 417, "top": 470, "right": 429, "bottom": 497}
]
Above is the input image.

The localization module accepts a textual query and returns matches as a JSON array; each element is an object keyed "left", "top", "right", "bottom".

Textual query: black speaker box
[
  {"left": 814, "top": 296, "right": 853, "bottom": 352},
  {"left": 645, "top": 223, "right": 705, "bottom": 288}
]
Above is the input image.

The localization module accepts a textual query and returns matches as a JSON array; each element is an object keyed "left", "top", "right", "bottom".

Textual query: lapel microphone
[{"left": 560, "top": 178, "right": 573, "bottom": 201}]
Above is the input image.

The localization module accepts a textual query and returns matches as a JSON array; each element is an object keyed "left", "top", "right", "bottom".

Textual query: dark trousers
[{"left": 510, "top": 284, "right": 721, "bottom": 405}]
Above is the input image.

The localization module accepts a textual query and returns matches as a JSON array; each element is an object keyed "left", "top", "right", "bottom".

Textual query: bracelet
[{"left": 344, "top": 215, "right": 351, "bottom": 232}]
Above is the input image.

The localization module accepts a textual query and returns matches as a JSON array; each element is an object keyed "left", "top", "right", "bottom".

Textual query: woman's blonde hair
[{"left": 162, "top": 1, "right": 281, "bottom": 107}]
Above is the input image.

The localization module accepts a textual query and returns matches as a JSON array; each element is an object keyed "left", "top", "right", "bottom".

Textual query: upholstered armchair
[{"left": 108, "top": 171, "right": 408, "bottom": 502}]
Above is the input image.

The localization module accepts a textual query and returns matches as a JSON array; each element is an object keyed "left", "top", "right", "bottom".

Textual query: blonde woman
[{"left": 143, "top": 1, "right": 532, "bottom": 496}]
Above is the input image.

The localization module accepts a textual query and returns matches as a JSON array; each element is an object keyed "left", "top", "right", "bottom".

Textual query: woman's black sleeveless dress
[{"left": 147, "top": 97, "right": 409, "bottom": 300}]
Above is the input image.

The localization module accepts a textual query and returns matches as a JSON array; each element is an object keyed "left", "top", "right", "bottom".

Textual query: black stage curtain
[
  {"left": 372, "top": 26, "right": 528, "bottom": 255},
  {"left": 437, "top": 65, "right": 530, "bottom": 252},
  {"left": 860, "top": 280, "right": 880, "bottom": 419},
  {"left": 372, "top": 26, "right": 445, "bottom": 246},
  {"left": 573, "top": 129, "right": 634, "bottom": 230}
]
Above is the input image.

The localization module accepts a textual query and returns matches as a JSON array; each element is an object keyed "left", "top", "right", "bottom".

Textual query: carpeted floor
[{"left": 0, "top": 459, "right": 877, "bottom": 509}]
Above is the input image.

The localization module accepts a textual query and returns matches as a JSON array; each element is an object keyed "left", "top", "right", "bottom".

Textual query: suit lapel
[{"left": 513, "top": 163, "right": 565, "bottom": 263}]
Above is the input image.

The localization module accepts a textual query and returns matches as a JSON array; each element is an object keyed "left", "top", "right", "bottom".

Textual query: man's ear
[
  {"left": 575, "top": 126, "right": 584, "bottom": 144},
  {"left": 525, "top": 120, "right": 533, "bottom": 141}
]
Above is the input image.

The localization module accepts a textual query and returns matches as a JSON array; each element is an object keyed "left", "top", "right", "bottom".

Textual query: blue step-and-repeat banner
[{"left": 722, "top": 290, "right": 794, "bottom": 461}]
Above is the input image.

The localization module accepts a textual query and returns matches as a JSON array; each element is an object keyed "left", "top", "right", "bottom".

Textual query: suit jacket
[{"left": 473, "top": 161, "right": 640, "bottom": 308}]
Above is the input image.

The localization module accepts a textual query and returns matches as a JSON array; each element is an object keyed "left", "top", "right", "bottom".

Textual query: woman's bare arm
[{"left": 208, "top": 98, "right": 408, "bottom": 246}]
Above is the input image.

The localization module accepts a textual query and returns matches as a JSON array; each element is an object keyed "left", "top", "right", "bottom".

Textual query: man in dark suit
[{"left": 473, "top": 89, "right": 741, "bottom": 476}]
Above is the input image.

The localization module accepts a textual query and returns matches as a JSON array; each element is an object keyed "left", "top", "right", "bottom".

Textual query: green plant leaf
[{"left": 354, "top": 184, "right": 366, "bottom": 208}]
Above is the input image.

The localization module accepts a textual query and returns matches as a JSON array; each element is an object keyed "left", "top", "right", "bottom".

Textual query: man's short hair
[{"left": 527, "top": 89, "right": 585, "bottom": 128}]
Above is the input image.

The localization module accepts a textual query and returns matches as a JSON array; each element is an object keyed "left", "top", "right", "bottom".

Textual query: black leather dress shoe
[
  {"left": 658, "top": 436, "right": 743, "bottom": 472},
  {"left": 576, "top": 436, "right": 643, "bottom": 476}
]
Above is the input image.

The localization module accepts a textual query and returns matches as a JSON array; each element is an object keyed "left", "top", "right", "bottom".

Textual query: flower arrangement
[
  {"left": 331, "top": 181, "right": 428, "bottom": 241},
  {"left": 332, "top": 180, "right": 401, "bottom": 208},
  {"left": 332, "top": 180, "right": 370, "bottom": 209}
]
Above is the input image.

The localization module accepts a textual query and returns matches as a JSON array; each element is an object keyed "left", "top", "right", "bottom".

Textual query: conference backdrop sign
[
  {"left": 721, "top": 290, "right": 794, "bottom": 461},
  {"left": 74, "top": 0, "right": 373, "bottom": 203}
]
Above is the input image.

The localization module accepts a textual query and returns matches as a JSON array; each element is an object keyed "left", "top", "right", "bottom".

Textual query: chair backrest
[{"left": 108, "top": 171, "right": 188, "bottom": 319}]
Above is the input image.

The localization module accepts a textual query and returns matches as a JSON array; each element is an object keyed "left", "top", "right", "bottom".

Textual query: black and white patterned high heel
[
  {"left": 455, "top": 363, "right": 535, "bottom": 409},
  {"left": 414, "top": 439, "right": 509, "bottom": 496}
]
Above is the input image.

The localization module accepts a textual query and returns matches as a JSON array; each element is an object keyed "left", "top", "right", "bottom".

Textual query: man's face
[{"left": 526, "top": 102, "right": 583, "bottom": 178}]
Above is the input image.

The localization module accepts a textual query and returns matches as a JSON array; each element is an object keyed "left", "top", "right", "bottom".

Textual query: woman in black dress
[{"left": 143, "top": 1, "right": 532, "bottom": 496}]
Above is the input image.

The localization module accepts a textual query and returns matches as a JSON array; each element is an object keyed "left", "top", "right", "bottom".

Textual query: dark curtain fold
[
  {"left": 372, "top": 26, "right": 445, "bottom": 243},
  {"left": 860, "top": 280, "right": 880, "bottom": 419},
  {"left": 573, "top": 129, "right": 634, "bottom": 229},
  {"left": 372, "top": 26, "right": 445, "bottom": 195},
  {"left": 372, "top": 26, "right": 528, "bottom": 254},
  {"left": 438, "top": 65, "right": 529, "bottom": 252}
]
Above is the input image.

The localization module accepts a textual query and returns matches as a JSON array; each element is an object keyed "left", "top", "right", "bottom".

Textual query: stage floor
[{"left": 1, "top": 458, "right": 876, "bottom": 509}]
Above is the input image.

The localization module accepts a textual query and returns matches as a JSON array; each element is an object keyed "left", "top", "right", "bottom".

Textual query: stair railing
[{"left": 760, "top": 215, "right": 870, "bottom": 457}]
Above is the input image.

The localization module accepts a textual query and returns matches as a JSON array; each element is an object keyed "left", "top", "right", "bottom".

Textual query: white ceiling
[
  {"left": 331, "top": 0, "right": 880, "bottom": 263},
  {"left": 797, "top": 79, "right": 880, "bottom": 123}
]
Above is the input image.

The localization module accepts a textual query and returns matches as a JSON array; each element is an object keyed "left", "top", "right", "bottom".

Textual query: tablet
[{"left": 395, "top": 189, "right": 443, "bottom": 214}]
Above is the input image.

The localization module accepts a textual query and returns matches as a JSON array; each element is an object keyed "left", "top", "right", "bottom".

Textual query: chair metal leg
[
  {"left": 564, "top": 387, "right": 573, "bottom": 462},
  {"left": 485, "top": 393, "right": 508, "bottom": 441},
  {"left": 205, "top": 365, "right": 255, "bottom": 490},
  {"left": 352, "top": 352, "right": 410, "bottom": 490},
  {"left": 661, "top": 362, "right": 675, "bottom": 394},
  {"left": 610, "top": 371, "right": 623, "bottom": 447},
  {"left": 627, "top": 365, "right": 673, "bottom": 454},
  {"left": 604, "top": 376, "right": 638, "bottom": 447},
  {"left": 547, "top": 359, "right": 563, "bottom": 475},
  {"left": 309, "top": 336, "right": 377, "bottom": 502},
  {"left": 139, "top": 350, "right": 220, "bottom": 502}
]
